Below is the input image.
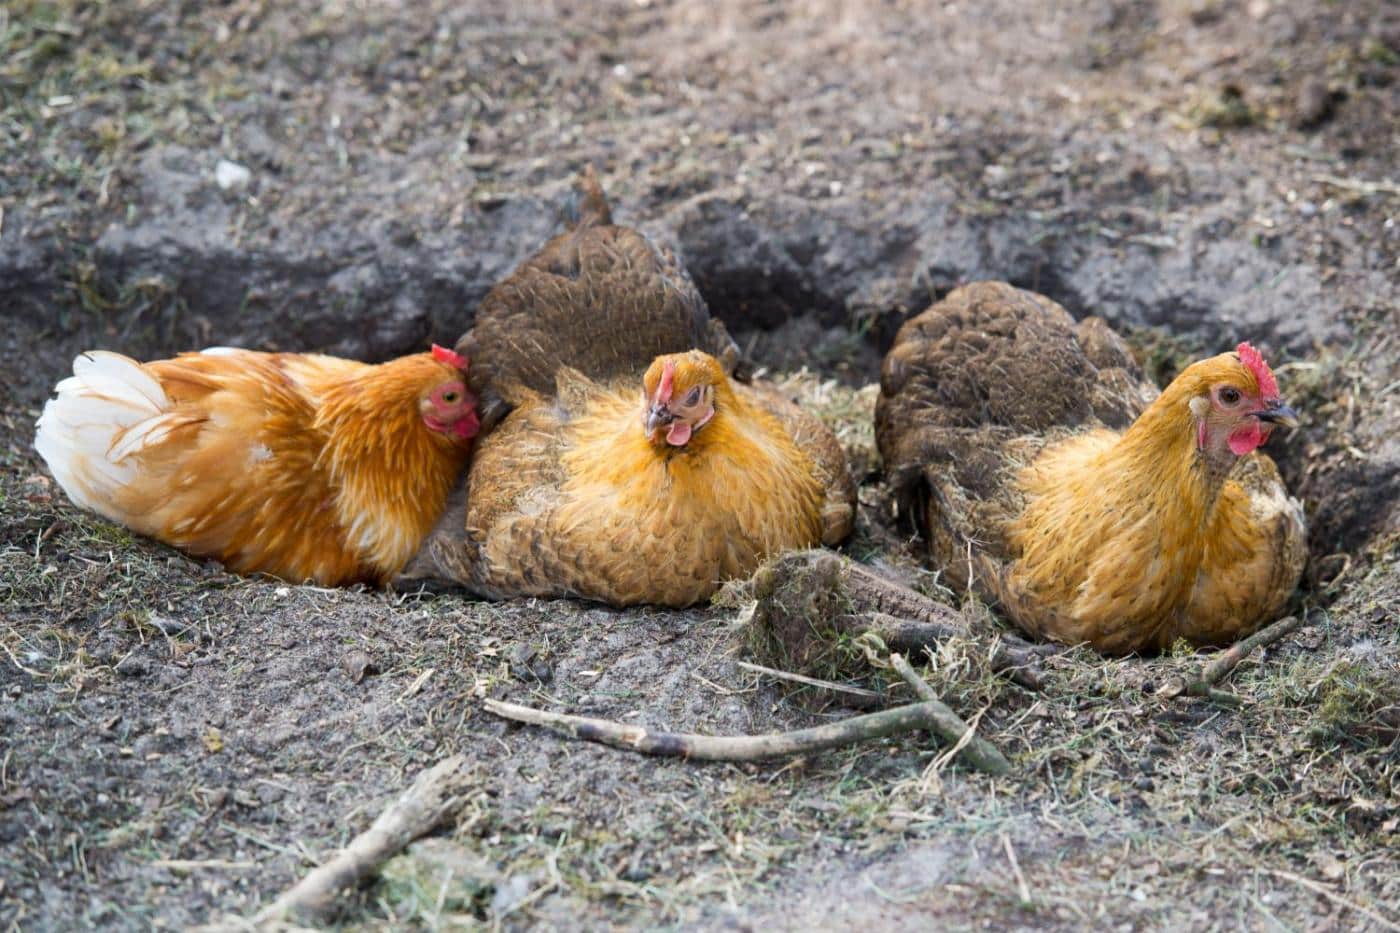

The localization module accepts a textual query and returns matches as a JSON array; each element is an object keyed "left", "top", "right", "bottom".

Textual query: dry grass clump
[
  {"left": 773, "top": 369, "right": 881, "bottom": 479},
  {"left": 738, "top": 549, "right": 862, "bottom": 680},
  {"left": 1309, "top": 657, "right": 1400, "bottom": 749}
]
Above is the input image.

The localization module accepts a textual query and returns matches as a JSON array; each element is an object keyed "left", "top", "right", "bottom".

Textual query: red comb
[
  {"left": 1236, "top": 342, "right": 1278, "bottom": 399},
  {"left": 432, "top": 344, "right": 469, "bottom": 370},
  {"left": 656, "top": 359, "right": 676, "bottom": 403}
]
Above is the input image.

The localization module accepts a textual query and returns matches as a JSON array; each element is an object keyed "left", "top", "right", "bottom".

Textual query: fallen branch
[
  {"left": 484, "top": 697, "right": 999, "bottom": 768},
  {"left": 889, "top": 653, "right": 1012, "bottom": 775},
  {"left": 1185, "top": 615, "right": 1304, "bottom": 699},
  {"left": 250, "top": 755, "right": 474, "bottom": 926}
]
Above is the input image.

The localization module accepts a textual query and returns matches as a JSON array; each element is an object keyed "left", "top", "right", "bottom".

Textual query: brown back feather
[{"left": 456, "top": 167, "right": 738, "bottom": 416}]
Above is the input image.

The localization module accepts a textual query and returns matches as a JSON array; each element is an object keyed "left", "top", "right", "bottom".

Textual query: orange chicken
[
  {"left": 876, "top": 282, "right": 1306, "bottom": 655},
  {"left": 416, "top": 349, "right": 852, "bottom": 606},
  {"left": 399, "top": 167, "right": 855, "bottom": 604},
  {"left": 34, "top": 345, "right": 480, "bottom": 586}
]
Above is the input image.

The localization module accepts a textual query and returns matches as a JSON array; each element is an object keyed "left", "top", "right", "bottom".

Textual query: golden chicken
[
  {"left": 876, "top": 282, "right": 1306, "bottom": 655},
  {"left": 400, "top": 168, "right": 855, "bottom": 605},
  {"left": 34, "top": 344, "right": 480, "bottom": 586}
]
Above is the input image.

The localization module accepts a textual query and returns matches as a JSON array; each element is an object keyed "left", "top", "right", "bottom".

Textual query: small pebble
[
  {"left": 340, "top": 649, "right": 378, "bottom": 684},
  {"left": 148, "top": 614, "right": 183, "bottom": 635},
  {"left": 509, "top": 644, "right": 553, "bottom": 683},
  {"left": 490, "top": 874, "right": 537, "bottom": 916},
  {"left": 115, "top": 656, "right": 149, "bottom": 678},
  {"left": 256, "top": 783, "right": 285, "bottom": 805},
  {"left": 1292, "top": 78, "right": 1336, "bottom": 129},
  {"left": 214, "top": 158, "right": 252, "bottom": 190},
  {"left": 132, "top": 734, "right": 164, "bottom": 757}
]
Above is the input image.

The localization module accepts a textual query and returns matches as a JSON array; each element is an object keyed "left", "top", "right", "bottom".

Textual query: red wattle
[
  {"left": 455, "top": 411, "right": 481, "bottom": 439},
  {"left": 666, "top": 421, "right": 692, "bottom": 446},
  {"left": 1227, "top": 422, "right": 1265, "bottom": 456}
]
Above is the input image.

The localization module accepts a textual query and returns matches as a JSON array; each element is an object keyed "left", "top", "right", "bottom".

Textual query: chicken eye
[
  {"left": 441, "top": 391, "right": 459, "bottom": 404},
  {"left": 1219, "top": 387, "right": 1241, "bottom": 405},
  {"left": 683, "top": 387, "right": 702, "bottom": 407}
]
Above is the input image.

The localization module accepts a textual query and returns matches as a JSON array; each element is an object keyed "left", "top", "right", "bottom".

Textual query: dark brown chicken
[
  {"left": 457, "top": 166, "right": 740, "bottom": 426},
  {"left": 876, "top": 282, "right": 1306, "bottom": 655},
  {"left": 399, "top": 168, "right": 855, "bottom": 605}
]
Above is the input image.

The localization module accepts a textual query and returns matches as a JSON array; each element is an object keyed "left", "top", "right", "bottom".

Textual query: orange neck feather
[
  {"left": 567, "top": 377, "right": 820, "bottom": 539},
  {"left": 315, "top": 354, "right": 472, "bottom": 577},
  {"left": 1114, "top": 374, "right": 1235, "bottom": 525},
  {"left": 655, "top": 379, "right": 747, "bottom": 457}
]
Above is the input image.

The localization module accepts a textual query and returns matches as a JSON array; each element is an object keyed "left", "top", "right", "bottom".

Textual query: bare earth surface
[{"left": 1, "top": 0, "right": 1397, "bottom": 929}]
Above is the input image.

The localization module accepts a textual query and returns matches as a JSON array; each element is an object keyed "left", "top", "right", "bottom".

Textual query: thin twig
[
  {"left": 1185, "top": 615, "right": 1304, "bottom": 699},
  {"left": 250, "top": 755, "right": 475, "bottom": 925},
  {"left": 1312, "top": 174, "right": 1400, "bottom": 197},
  {"left": 484, "top": 697, "right": 984, "bottom": 764},
  {"left": 1188, "top": 685, "right": 1244, "bottom": 707},
  {"left": 867, "top": 612, "right": 1051, "bottom": 691},
  {"left": 1268, "top": 869, "right": 1400, "bottom": 932},
  {"left": 152, "top": 859, "right": 255, "bottom": 872},
  {"left": 0, "top": 638, "right": 46, "bottom": 678},
  {"left": 931, "top": 706, "right": 987, "bottom": 774},
  {"left": 1001, "top": 833, "right": 1032, "bottom": 904},
  {"left": 736, "top": 660, "right": 883, "bottom": 702},
  {"left": 888, "top": 653, "right": 1013, "bottom": 775}
]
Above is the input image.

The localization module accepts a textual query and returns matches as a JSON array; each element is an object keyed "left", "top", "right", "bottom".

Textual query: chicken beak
[
  {"left": 1252, "top": 401, "right": 1299, "bottom": 428},
  {"left": 645, "top": 404, "right": 674, "bottom": 436}
]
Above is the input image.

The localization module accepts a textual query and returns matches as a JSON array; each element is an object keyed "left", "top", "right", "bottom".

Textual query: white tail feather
[
  {"left": 72, "top": 351, "right": 168, "bottom": 411},
  {"left": 107, "top": 414, "right": 189, "bottom": 463},
  {"left": 34, "top": 352, "right": 174, "bottom": 518}
]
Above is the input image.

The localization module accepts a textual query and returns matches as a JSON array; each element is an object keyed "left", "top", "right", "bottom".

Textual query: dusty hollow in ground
[{"left": 1, "top": 0, "right": 1398, "bottom": 929}]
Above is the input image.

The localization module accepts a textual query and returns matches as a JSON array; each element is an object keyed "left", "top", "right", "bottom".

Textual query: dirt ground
[{"left": 2, "top": 0, "right": 1398, "bottom": 929}]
